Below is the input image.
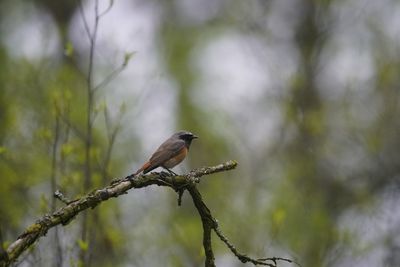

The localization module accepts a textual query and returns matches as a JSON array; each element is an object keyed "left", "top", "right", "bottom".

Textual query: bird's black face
[
  {"left": 175, "top": 131, "right": 198, "bottom": 149},
  {"left": 177, "top": 131, "right": 198, "bottom": 141}
]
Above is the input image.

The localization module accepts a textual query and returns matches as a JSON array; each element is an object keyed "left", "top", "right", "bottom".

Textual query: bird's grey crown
[{"left": 175, "top": 130, "right": 194, "bottom": 137}]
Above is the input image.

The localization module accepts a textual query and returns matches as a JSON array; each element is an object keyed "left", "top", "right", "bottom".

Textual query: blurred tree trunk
[{"left": 278, "top": 1, "right": 338, "bottom": 266}]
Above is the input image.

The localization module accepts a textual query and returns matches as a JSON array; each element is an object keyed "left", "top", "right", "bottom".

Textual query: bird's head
[
  {"left": 176, "top": 131, "right": 198, "bottom": 140},
  {"left": 175, "top": 131, "right": 198, "bottom": 147}
]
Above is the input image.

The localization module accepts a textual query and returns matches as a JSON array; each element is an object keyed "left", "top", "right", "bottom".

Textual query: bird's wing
[{"left": 148, "top": 139, "right": 186, "bottom": 168}]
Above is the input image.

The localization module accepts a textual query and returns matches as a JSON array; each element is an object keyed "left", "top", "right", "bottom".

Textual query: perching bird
[{"left": 134, "top": 131, "right": 198, "bottom": 175}]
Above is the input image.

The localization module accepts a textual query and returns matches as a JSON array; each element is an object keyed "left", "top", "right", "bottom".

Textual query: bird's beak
[{"left": 192, "top": 135, "right": 199, "bottom": 139}]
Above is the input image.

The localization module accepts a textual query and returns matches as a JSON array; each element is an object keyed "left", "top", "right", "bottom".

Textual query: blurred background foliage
[{"left": 0, "top": 0, "right": 400, "bottom": 266}]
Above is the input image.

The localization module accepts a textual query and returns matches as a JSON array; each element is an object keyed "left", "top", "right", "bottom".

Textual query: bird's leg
[
  {"left": 155, "top": 177, "right": 173, "bottom": 187},
  {"left": 160, "top": 167, "right": 186, "bottom": 205},
  {"left": 159, "top": 171, "right": 170, "bottom": 179},
  {"left": 163, "top": 167, "right": 178, "bottom": 176}
]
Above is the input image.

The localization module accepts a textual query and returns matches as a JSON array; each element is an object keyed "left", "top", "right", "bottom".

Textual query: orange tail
[{"left": 134, "top": 161, "right": 151, "bottom": 175}]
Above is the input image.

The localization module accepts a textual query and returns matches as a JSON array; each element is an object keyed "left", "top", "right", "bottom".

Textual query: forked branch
[{"left": 0, "top": 160, "right": 296, "bottom": 267}]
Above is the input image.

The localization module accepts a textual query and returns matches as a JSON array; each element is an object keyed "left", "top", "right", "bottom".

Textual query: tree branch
[
  {"left": 0, "top": 161, "right": 236, "bottom": 266},
  {"left": 187, "top": 179, "right": 297, "bottom": 267},
  {"left": 187, "top": 186, "right": 216, "bottom": 267},
  {"left": 0, "top": 160, "right": 296, "bottom": 267}
]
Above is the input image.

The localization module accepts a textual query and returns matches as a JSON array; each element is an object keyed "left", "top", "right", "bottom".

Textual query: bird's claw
[
  {"left": 170, "top": 171, "right": 178, "bottom": 176},
  {"left": 159, "top": 171, "right": 170, "bottom": 179}
]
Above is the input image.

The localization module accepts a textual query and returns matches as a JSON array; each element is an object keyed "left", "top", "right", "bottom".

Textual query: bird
[{"left": 134, "top": 131, "right": 198, "bottom": 176}]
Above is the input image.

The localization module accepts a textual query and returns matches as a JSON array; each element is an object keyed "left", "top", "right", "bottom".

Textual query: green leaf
[
  {"left": 122, "top": 51, "right": 136, "bottom": 67},
  {"left": 61, "top": 143, "right": 74, "bottom": 156},
  {"left": 64, "top": 41, "right": 74, "bottom": 57},
  {"left": 0, "top": 146, "right": 7, "bottom": 155},
  {"left": 272, "top": 208, "right": 286, "bottom": 227},
  {"left": 36, "top": 128, "right": 52, "bottom": 141},
  {"left": 77, "top": 239, "right": 89, "bottom": 251}
]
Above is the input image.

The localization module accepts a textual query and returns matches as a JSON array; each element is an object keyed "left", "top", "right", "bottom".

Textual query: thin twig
[
  {"left": 214, "top": 227, "right": 294, "bottom": 266},
  {"left": 50, "top": 113, "right": 60, "bottom": 211},
  {"left": 98, "top": 103, "right": 124, "bottom": 183},
  {"left": 93, "top": 65, "right": 124, "bottom": 92},
  {"left": 58, "top": 112, "right": 86, "bottom": 140},
  {"left": 77, "top": 0, "right": 92, "bottom": 42},
  {"left": 50, "top": 108, "right": 63, "bottom": 267},
  {"left": 53, "top": 95, "right": 85, "bottom": 141},
  {"left": 99, "top": 0, "right": 114, "bottom": 18},
  {"left": 93, "top": 51, "right": 135, "bottom": 93},
  {"left": 53, "top": 190, "right": 77, "bottom": 205},
  {"left": 80, "top": 0, "right": 100, "bottom": 264}
]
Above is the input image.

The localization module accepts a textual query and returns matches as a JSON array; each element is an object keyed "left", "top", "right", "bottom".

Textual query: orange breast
[{"left": 163, "top": 147, "right": 188, "bottom": 168}]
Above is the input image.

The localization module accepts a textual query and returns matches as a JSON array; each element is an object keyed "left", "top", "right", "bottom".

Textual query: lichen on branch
[{"left": 0, "top": 160, "right": 295, "bottom": 267}]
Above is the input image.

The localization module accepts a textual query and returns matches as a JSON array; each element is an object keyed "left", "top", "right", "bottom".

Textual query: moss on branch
[{"left": 0, "top": 160, "right": 295, "bottom": 267}]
